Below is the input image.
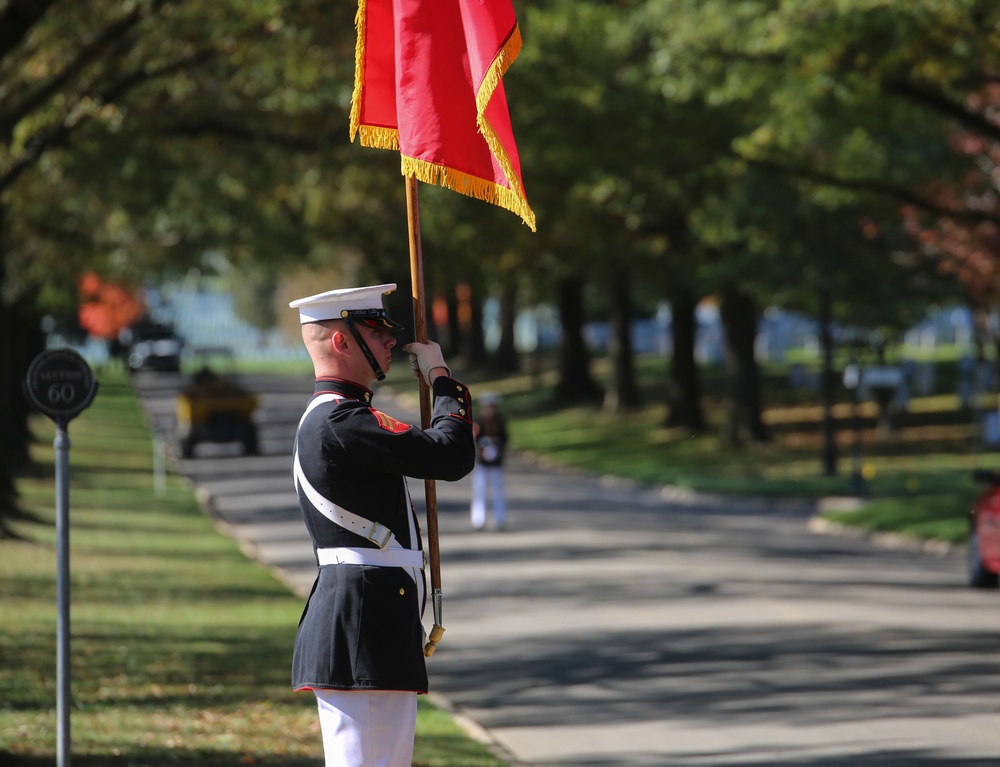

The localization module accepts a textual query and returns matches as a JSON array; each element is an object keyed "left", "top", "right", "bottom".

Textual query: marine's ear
[{"left": 329, "top": 325, "right": 351, "bottom": 355}]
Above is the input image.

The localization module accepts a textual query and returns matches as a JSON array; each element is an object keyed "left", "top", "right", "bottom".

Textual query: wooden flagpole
[{"left": 405, "top": 176, "right": 446, "bottom": 656}]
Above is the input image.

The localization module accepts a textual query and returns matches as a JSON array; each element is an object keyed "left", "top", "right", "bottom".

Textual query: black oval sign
[{"left": 24, "top": 348, "right": 98, "bottom": 421}]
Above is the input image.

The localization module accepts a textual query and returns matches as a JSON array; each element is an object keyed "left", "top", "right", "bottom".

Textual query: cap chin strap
[{"left": 344, "top": 318, "right": 386, "bottom": 382}]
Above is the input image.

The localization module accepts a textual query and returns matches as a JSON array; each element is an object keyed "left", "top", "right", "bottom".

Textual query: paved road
[{"left": 134, "top": 371, "right": 1000, "bottom": 767}]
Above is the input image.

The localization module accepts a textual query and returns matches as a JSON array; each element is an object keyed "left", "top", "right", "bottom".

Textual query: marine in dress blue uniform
[{"left": 289, "top": 284, "right": 475, "bottom": 767}]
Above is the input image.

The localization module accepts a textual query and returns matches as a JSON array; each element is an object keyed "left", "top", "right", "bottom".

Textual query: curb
[{"left": 806, "top": 514, "right": 959, "bottom": 557}]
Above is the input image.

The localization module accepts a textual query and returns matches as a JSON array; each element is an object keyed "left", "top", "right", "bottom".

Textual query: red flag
[{"left": 350, "top": 0, "right": 536, "bottom": 231}]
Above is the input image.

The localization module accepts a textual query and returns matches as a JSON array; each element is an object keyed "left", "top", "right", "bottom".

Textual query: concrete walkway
[{"left": 136, "top": 372, "right": 1000, "bottom": 767}]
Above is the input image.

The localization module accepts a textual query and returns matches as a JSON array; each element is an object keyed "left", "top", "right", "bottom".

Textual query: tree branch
[
  {"left": 884, "top": 77, "right": 1000, "bottom": 143},
  {"left": 159, "top": 118, "right": 336, "bottom": 151},
  {"left": 745, "top": 156, "right": 1000, "bottom": 227},
  {"left": 99, "top": 46, "right": 217, "bottom": 105},
  {"left": 0, "top": 5, "right": 151, "bottom": 134},
  {"left": 0, "top": 46, "right": 222, "bottom": 194},
  {"left": 0, "top": 0, "right": 58, "bottom": 63}
]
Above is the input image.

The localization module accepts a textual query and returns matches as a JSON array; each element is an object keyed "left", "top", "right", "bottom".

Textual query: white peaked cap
[{"left": 289, "top": 283, "right": 399, "bottom": 325}]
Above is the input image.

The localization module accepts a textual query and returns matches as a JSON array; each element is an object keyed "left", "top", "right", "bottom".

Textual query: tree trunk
[
  {"left": 719, "top": 283, "right": 769, "bottom": 448},
  {"left": 0, "top": 206, "right": 46, "bottom": 537},
  {"left": 0, "top": 214, "right": 19, "bottom": 537},
  {"left": 468, "top": 281, "right": 487, "bottom": 367},
  {"left": 555, "top": 275, "right": 602, "bottom": 403},
  {"left": 819, "top": 287, "right": 838, "bottom": 475},
  {"left": 494, "top": 277, "right": 520, "bottom": 373},
  {"left": 664, "top": 286, "right": 706, "bottom": 430},
  {"left": 445, "top": 287, "right": 461, "bottom": 358},
  {"left": 0, "top": 295, "right": 20, "bottom": 538},
  {"left": 603, "top": 268, "right": 640, "bottom": 412}
]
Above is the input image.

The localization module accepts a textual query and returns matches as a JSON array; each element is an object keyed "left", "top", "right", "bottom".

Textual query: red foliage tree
[
  {"left": 77, "top": 272, "right": 145, "bottom": 340},
  {"left": 902, "top": 84, "right": 1000, "bottom": 303}
]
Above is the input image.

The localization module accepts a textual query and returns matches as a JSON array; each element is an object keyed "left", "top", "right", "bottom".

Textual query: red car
[{"left": 969, "top": 470, "right": 1000, "bottom": 588}]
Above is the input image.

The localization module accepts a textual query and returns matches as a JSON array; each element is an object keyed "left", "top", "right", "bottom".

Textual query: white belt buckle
[{"left": 367, "top": 523, "right": 391, "bottom": 549}]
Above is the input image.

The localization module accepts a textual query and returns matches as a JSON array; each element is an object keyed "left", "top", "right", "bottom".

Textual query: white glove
[{"left": 403, "top": 341, "right": 451, "bottom": 384}]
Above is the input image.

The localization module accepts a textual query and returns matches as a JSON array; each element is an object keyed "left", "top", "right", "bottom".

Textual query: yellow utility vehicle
[{"left": 175, "top": 348, "right": 259, "bottom": 458}]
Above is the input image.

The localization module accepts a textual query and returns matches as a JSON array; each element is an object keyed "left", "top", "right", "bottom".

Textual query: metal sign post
[{"left": 23, "top": 349, "right": 98, "bottom": 767}]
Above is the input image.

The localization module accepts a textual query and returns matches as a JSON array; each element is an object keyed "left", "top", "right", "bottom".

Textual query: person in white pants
[{"left": 470, "top": 395, "right": 508, "bottom": 530}]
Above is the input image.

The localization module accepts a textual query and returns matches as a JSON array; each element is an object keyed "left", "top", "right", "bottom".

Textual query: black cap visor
[{"left": 341, "top": 309, "right": 404, "bottom": 331}]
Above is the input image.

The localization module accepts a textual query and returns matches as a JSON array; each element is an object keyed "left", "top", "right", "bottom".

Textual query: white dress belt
[{"left": 317, "top": 546, "right": 425, "bottom": 568}]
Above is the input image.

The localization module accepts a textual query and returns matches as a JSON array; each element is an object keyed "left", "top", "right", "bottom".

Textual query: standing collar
[{"left": 314, "top": 377, "right": 374, "bottom": 404}]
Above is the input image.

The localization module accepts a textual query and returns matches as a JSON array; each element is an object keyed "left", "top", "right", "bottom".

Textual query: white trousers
[
  {"left": 314, "top": 689, "right": 418, "bottom": 767},
  {"left": 470, "top": 465, "right": 506, "bottom": 529}
]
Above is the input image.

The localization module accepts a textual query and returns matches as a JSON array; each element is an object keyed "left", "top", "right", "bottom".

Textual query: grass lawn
[{"left": 0, "top": 372, "right": 507, "bottom": 767}]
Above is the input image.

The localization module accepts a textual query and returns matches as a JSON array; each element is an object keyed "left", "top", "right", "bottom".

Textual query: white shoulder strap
[{"left": 293, "top": 392, "right": 400, "bottom": 550}]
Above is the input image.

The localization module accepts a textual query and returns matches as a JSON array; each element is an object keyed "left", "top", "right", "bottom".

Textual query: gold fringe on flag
[
  {"left": 349, "top": 0, "right": 372, "bottom": 144},
  {"left": 400, "top": 155, "right": 534, "bottom": 231},
  {"left": 350, "top": 1, "right": 400, "bottom": 150},
  {"left": 357, "top": 125, "right": 400, "bottom": 151},
  {"left": 474, "top": 23, "right": 535, "bottom": 231}
]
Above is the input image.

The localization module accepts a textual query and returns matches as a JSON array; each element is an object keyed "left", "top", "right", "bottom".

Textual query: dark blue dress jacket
[{"left": 291, "top": 376, "right": 474, "bottom": 692}]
